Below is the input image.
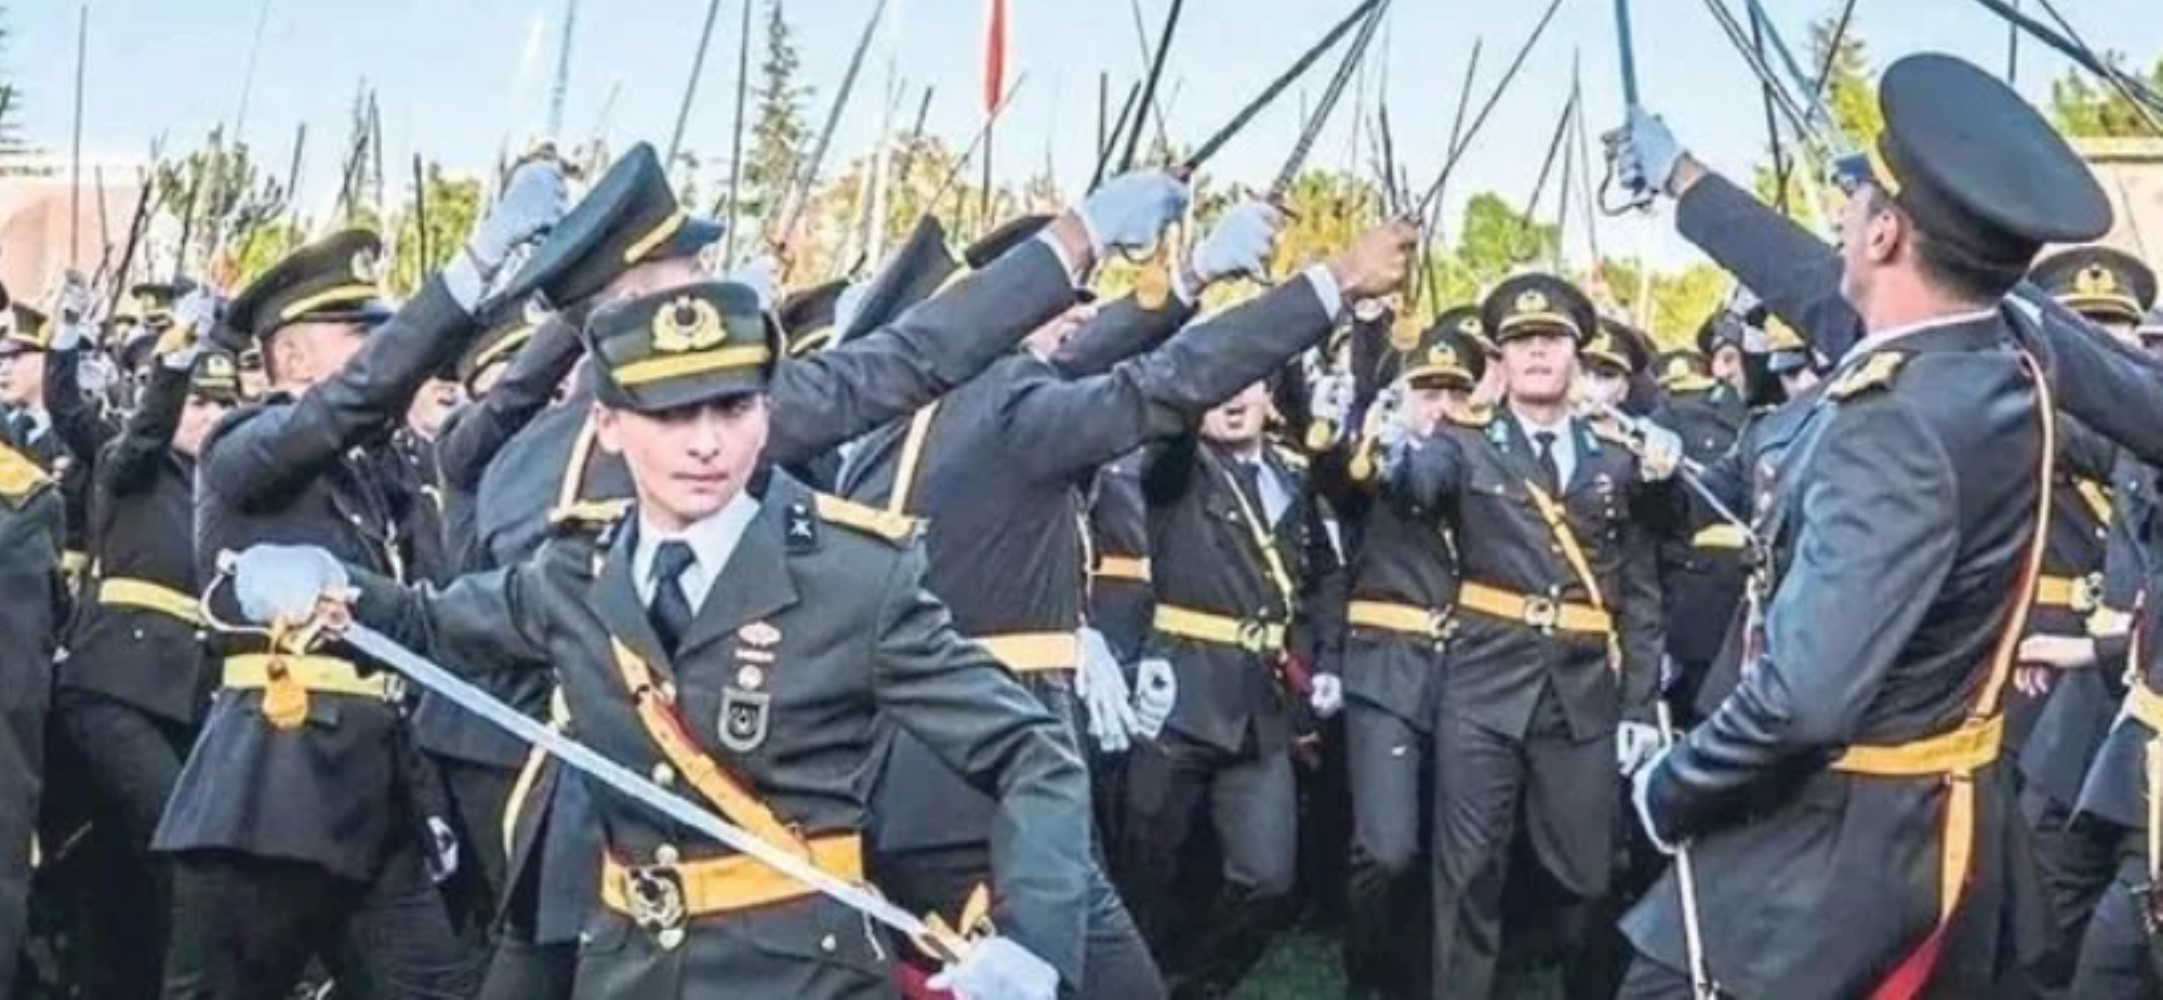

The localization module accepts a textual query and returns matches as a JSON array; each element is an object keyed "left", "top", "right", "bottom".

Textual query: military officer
[
  {"left": 1126, "top": 366, "right": 1349, "bottom": 994},
  {"left": 0, "top": 431, "right": 63, "bottom": 993},
  {"left": 2, "top": 298, "right": 93, "bottom": 583},
  {"left": 841, "top": 204, "right": 1409, "bottom": 998},
  {"left": 50, "top": 298, "right": 237, "bottom": 997},
  {"left": 1337, "top": 312, "right": 1485, "bottom": 999},
  {"left": 232, "top": 278, "right": 1092, "bottom": 1000},
  {"left": 1374, "top": 273, "right": 1679, "bottom": 998},
  {"left": 461, "top": 149, "right": 1189, "bottom": 999},
  {"left": 153, "top": 158, "right": 568, "bottom": 998},
  {"left": 1610, "top": 53, "right": 2111, "bottom": 996},
  {"left": 1644, "top": 340, "right": 1747, "bottom": 723}
]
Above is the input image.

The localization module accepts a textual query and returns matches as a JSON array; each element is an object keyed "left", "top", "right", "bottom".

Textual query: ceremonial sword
[
  {"left": 1654, "top": 698, "right": 1718, "bottom": 1000},
  {"left": 333, "top": 622, "right": 970, "bottom": 961},
  {"left": 1600, "top": 0, "right": 1654, "bottom": 215},
  {"left": 1591, "top": 401, "right": 1758, "bottom": 549}
]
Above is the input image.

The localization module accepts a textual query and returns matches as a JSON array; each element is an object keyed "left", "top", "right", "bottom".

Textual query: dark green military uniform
[
  {"left": 154, "top": 230, "right": 484, "bottom": 997},
  {"left": 1382, "top": 275, "right": 1673, "bottom": 999},
  {"left": 839, "top": 247, "right": 1341, "bottom": 998},
  {"left": 52, "top": 348, "right": 238, "bottom": 996},
  {"left": 347, "top": 280, "right": 1093, "bottom": 998},
  {"left": 1338, "top": 311, "right": 1485, "bottom": 999},
  {"left": 463, "top": 154, "right": 1085, "bottom": 999},
  {"left": 0, "top": 439, "right": 62, "bottom": 992},
  {"left": 1623, "top": 55, "right": 2112, "bottom": 998}
]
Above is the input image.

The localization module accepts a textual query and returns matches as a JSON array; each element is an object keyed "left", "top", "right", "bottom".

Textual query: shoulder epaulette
[
  {"left": 1827, "top": 351, "right": 1907, "bottom": 401},
  {"left": 1448, "top": 401, "right": 1496, "bottom": 428},
  {"left": 0, "top": 442, "right": 52, "bottom": 504},
  {"left": 814, "top": 493, "right": 920, "bottom": 545}
]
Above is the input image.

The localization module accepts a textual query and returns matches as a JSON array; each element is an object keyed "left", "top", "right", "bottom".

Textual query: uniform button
[
  {"left": 579, "top": 931, "right": 593, "bottom": 946},
  {"left": 651, "top": 763, "right": 675, "bottom": 788},
  {"left": 821, "top": 934, "right": 837, "bottom": 953},
  {"left": 655, "top": 844, "right": 680, "bottom": 865},
  {"left": 660, "top": 682, "right": 678, "bottom": 704}
]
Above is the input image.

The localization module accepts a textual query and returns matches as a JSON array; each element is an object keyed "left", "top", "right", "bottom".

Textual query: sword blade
[
  {"left": 340, "top": 624, "right": 941, "bottom": 947},
  {"left": 1269, "top": 0, "right": 1389, "bottom": 197},
  {"left": 1614, "top": 0, "right": 1640, "bottom": 110},
  {"left": 1182, "top": 0, "right": 1382, "bottom": 174}
]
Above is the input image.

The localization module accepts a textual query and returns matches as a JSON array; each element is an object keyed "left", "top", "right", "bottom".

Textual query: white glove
[
  {"left": 231, "top": 544, "right": 350, "bottom": 626},
  {"left": 1076, "top": 170, "right": 1191, "bottom": 257},
  {"left": 77, "top": 354, "right": 117, "bottom": 394},
  {"left": 1309, "top": 673, "right": 1344, "bottom": 719},
  {"left": 1609, "top": 106, "right": 1684, "bottom": 198},
  {"left": 726, "top": 256, "right": 781, "bottom": 315},
  {"left": 1076, "top": 628, "right": 1139, "bottom": 754},
  {"left": 1635, "top": 419, "right": 1683, "bottom": 483},
  {"left": 465, "top": 159, "right": 572, "bottom": 273},
  {"left": 1630, "top": 747, "right": 1680, "bottom": 856},
  {"left": 173, "top": 288, "right": 219, "bottom": 339},
  {"left": 1189, "top": 201, "right": 1281, "bottom": 284},
  {"left": 1616, "top": 721, "right": 1662, "bottom": 776},
  {"left": 1309, "top": 370, "right": 1354, "bottom": 440},
  {"left": 1132, "top": 657, "right": 1177, "bottom": 740},
  {"left": 48, "top": 321, "right": 88, "bottom": 353},
  {"left": 927, "top": 936, "right": 1060, "bottom": 1000}
]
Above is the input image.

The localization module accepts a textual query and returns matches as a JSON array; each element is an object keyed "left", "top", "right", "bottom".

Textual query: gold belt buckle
[
  {"left": 2074, "top": 573, "right": 2104, "bottom": 615},
  {"left": 1522, "top": 595, "right": 1559, "bottom": 633},
  {"left": 625, "top": 864, "right": 689, "bottom": 937},
  {"left": 1235, "top": 619, "right": 1274, "bottom": 655}
]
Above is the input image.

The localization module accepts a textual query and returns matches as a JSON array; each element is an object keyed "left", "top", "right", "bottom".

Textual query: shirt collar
[
  {"left": 1853, "top": 307, "right": 1999, "bottom": 354},
  {"left": 632, "top": 490, "right": 762, "bottom": 596}
]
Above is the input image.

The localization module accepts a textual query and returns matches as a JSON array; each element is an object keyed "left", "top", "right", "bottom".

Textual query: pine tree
[
  {"left": 745, "top": 0, "right": 810, "bottom": 219},
  {"left": 2050, "top": 57, "right": 2163, "bottom": 139}
]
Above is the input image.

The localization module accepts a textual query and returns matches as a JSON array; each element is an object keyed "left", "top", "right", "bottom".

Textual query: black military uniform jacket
[
  {"left": 353, "top": 471, "right": 1093, "bottom": 996},
  {"left": 0, "top": 442, "right": 60, "bottom": 990},
  {"left": 841, "top": 279, "right": 1336, "bottom": 853},
  {"left": 1143, "top": 435, "right": 1337, "bottom": 755},
  {"left": 1629, "top": 172, "right": 2052, "bottom": 998},
  {"left": 1385, "top": 410, "right": 1671, "bottom": 742},
  {"left": 59, "top": 359, "right": 210, "bottom": 724},
  {"left": 1088, "top": 454, "right": 1154, "bottom": 665},
  {"left": 154, "top": 278, "right": 474, "bottom": 881},
  {"left": 1652, "top": 389, "right": 1748, "bottom": 673},
  {"left": 43, "top": 347, "right": 117, "bottom": 559},
  {"left": 1339, "top": 484, "right": 1458, "bottom": 730}
]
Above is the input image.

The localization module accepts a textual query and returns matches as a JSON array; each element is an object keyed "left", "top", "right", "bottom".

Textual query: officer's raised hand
[
  {"left": 1635, "top": 419, "right": 1684, "bottom": 482},
  {"left": 1076, "top": 169, "right": 1190, "bottom": 259},
  {"left": 1325, "top": 219, "right": 1418, "bottom": 301},
  {"left": 1607, "top": 107, "right": 1696, "bottom": 201},
  {"left": 927, "top": 935, "right": 1060, "bottom": 1000},
  {"left": 448, "top": 158, "right": 572, "bottom": 308},
  {"left": 229, "top": 544, "right": 352, "bottom": 628},
  {"left": 1186, "top": 201, "right": 1283, "bottom": 289}
]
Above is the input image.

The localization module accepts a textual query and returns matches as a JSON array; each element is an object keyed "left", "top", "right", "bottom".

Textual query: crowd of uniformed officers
[{"left": 6, "top": 45, "right": 2163, "bottom": 1000}]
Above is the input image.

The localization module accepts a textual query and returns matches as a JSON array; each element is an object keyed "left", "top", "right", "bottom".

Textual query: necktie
[
  {"left": 1534, "top": 431, "right": 1561, "bottom": 493},
  {"left": 648, "top": 540, "right": 697, "bottom": 654}
]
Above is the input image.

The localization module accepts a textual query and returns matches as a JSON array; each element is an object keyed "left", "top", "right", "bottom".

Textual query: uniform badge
[
  {"left": 2076, "top": 264, "right": 2120, "bottom": 298},
  {"left": 785, "top": 502, "right": 818, "bottom": 552},
  {"left": 650, "top": 295, "right": 726, "bottom": 354},
  {"left": 718, "top": 687, "right": 771, "bottom": 753},
  {"left": 351, "top": 247, "right": 383, "bottom": 284}
]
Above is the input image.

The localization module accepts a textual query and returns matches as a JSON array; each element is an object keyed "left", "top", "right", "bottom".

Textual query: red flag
[{"left": 982, "top": 0, "right": 1008, "bottom": 116}]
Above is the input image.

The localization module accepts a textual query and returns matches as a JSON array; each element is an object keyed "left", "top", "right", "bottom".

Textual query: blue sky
[{"left": 7, "top": 0, "right": 2163, "bottom": 269}]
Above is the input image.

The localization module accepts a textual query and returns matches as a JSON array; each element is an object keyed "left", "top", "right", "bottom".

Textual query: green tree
[
  {"left": 746, "top": 0, "right": 810, "bottom": 223},
  {"left": 152, "top": 128, "right": 291, "bottom": 287},
  {"left": 1596, "top": 258, "right": 1729, "bottom": 350},
  {"left": 387, "top": 162, "right": 481, "bottom": 296},
  {"left": 2050, "top": 57, "right": 2163, "bottom": 138}
]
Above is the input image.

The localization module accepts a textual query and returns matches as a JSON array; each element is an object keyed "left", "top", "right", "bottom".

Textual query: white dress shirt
[
  {"left": 632, "top": 491, "right": 761, "bottom": 612},
  {"left": 1513, "top": 409, "right": 1579, "bottom": 490}
]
